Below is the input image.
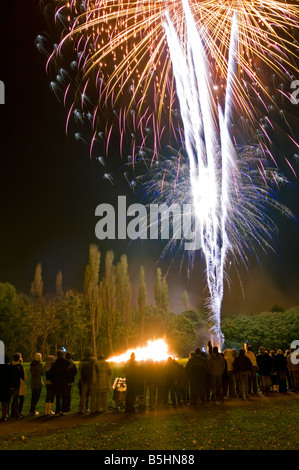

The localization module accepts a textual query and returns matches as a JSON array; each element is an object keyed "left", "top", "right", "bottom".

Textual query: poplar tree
[
  {"left": 138, "top": 266, "right": 147, "bottom": 344},
  {"left": 161, "top": 275, "right": 169, "bottom": 313},
  {"left": 84, "top": 244, "right": 102, "bottom": 358},
  {"left": 116, "top": 254, "right": 132, "bottom": 345},
  {"left": 55, "top": 270, "right": 63, "bottom": 297},
  {"left": 30, "top": 263, "right": 43, "bottom": 299},
  {"left": 182, "top": 290, "right": 190, "bottom": 310},
  {"left": 154, "top": 267, "right": 162, "bottom": 308},
  {"left": 102, "top": 250, "right": 117, "bottom": 354}
]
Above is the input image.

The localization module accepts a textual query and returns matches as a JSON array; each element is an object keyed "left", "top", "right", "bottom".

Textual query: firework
[
  {"left": 39, "top": 0, "right": 298, "bottom": 346},
  {"left": 39, "top": 0, "right": 299, "bottom": 159},
  {"left": 122, "top": 0, "right": 296, "bottom": 346}
]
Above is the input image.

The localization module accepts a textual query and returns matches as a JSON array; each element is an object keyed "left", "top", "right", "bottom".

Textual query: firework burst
[
  {"left": 38, "top": 0, "right": 298, "bottom": 346},
  {"left": 39, "top": 0, "right": 299, "bottom": 160}
]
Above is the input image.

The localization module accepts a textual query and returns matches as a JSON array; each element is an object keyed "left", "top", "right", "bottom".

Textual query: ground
[{"left": 0, "top": 392, "right": 298, "bottom": 439}]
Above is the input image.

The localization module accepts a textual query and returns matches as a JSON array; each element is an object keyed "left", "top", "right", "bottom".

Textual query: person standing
[
  {"left": 256, "top": 346, "right": 272, "bottom": 395},
  {"left": 287, "top": 348, "right": 299, "bottom": 392},
  {"left": 18, "top": 356, "right": 28, "bottom": 416},
  {"left": 208, "top": 347, "right": 226, "bottom": 403},
  {"left": 245, "top": 346, "right": 258, "bottom": 395},
  {"left": 49, "top": 350, "right": 73, "bottom": 415},
  {"left": 185, "top": 348, "right": 208, "bottom": 406},
  {"left": 144, "top": 360, "right": 158, "bottom": 410},
  {"left": 44, "top": 355, "right": 55, "bottom": 415},
  {"left": 29, "top": 353, "right": 44, "bottom": 416},
  {"left": 0, "top": 355, "right": 12, "bottom": 421},
  {"left": 223, "top": 349, "right": 236, "bottom": 398},
  {"left": 270, "top": 350, "right": 278, "bottom": 392},
  {"left": 65, "top": 352, "right": 77, "bottom": 413},
  {"left": 274, "top": 349, "right": 288, "bottom": 393},
  {"left": 233, "top": 349, "right": 252, "bottom": 399},
  {"left": 79, "top": 348, "right": 98, "bottom": 413},
  {"left": 123, "top": 352, "right": 142, "bottom": 413},
  {"left": 95, "top": 355, "right": 112, "bottom": 413},
  {"left": 10, "top": 352, "right": 25, "bottom": 419}
]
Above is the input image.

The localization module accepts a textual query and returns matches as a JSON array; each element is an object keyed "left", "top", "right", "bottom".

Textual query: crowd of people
[
  {"left": 0, "top": 347, "right": 112, "bottom": 421},
  {"left": 123, "top": 343, "right": 299, "bottom": 413},
  {"left": 0, "top": 342, "right": 298, "bottom": 421}
]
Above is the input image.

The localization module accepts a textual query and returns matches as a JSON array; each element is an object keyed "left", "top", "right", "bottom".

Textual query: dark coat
[
  {"left": 66, "top": 359, "right": 77, "bottom": 384},
  {"left": 274, "top": 354, "right": 287, "bottom": 373},
  {"left": 49, "top": 357, "right": 73, "bottom": 386},
  {"left": 79, "top": 355, "right": 98, "bottom": 385},
  {"left": 234, "top": 353, "right": 252, "bottom": 372},
  {"left": 0, "top": 361, "right": 12, "bottom": 402},
  {"left": 10, "top": 361, "right": 24, "bottom": 389},
  {"left": 257, "top": 353, "right": 272, "bottom": 376},
  {"left": 185, "top": 354, "right": 208, "bottom": 381}
]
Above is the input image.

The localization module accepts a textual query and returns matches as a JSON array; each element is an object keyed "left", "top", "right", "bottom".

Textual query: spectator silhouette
[
  {"left": 208, "top": 346, "right": 226, "bottom": 403},
  {"left": 234, "top": 349, "right": 252, "bottom": 399},
  {"left": 257, "top": 346, "right": 272, "bottom": 394}
]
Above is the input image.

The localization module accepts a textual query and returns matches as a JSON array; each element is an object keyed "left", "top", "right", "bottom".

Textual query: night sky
[{"left": 0, "top": 1, "right": 298, "bottom": 316}]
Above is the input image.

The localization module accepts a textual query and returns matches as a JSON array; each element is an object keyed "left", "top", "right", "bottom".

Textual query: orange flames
[{"left": 107, "top": 338, "right": 176, "bottom": 363}]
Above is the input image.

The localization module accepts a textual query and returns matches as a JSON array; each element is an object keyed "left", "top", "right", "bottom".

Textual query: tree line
[{"left": 0, "top": 244, "right": 298, "bottom": 360}]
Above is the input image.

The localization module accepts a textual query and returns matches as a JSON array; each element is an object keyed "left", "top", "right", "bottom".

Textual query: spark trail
[{"left": 164, "top": 0, "right": 239, "bottom": 348}]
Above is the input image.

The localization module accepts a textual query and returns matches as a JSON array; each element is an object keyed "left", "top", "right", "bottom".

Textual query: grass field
[{"left": 0, "top": 362, "right": 298, "bottom": 451}]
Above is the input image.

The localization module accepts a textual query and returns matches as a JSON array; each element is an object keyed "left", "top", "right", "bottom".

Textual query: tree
[
  {"left": 84, "top": 244, "right": 102, "bottom": 358},
  {"left": 23, "top": 298, "right": 45, "bottom": 359},
  {"left": 55, "top": 270, "right": 63, "bottom": 297},
  {"left": 182, "top": 290, "right": 190, "bottom": 310},
  {"left": 138, "top": 266, "right": 147, "bottom": 345},
  {"left": 54, "top": 290, "right": 89, "bottom": 358},
  {"left": 116, "top": 254, "right": 132, "bottom": 345},
  {"left": 270, "top": 304, "right": 285, "bottom": 313},
  {"left": 161, "top": 275, "right": 169, "bottom": 313},
  {"left": 30, "top": 263, "right": 43, "bottom": 299},
  {"left": 154, "top": 268, "right": 162, "bottom": 308},
  {"left": 102, "top": 250, "right": 117, "bottom": 355},
  {"left": 0, "top": 283, "right": 18, "bottom": 357},
  {"left": 166, "top": 312, "right": 196, "bottom": 357}
]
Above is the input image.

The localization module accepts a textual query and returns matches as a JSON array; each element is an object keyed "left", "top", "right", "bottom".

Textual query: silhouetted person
[
  {"left": 49, "top": 350, "right": 73, "bottom": 415},
  {"left": 257, "top": 346, "right": 272, "bottom": 394},
  {"left": 185, "top": 348, "right": 208, "bottom": 406},
  {"left": 208, "top": 346, "right": 226, "bottom": 402},
  {"left": 29, "top": 353, "right": 44, "bottom": 416},
  {"left": 123, "top": 352, "right": 143, "bottom": 413},
  {"left": 65, "top": 352, "right": 77, "bottom": 412},
  {"left": 0, "top": 355, "right": 12, "bottom": 421},
  {"left": 274, "top": 349, "right": 288, "bottom": 393},
  {"left": 10, "top": 353, "right": 25, "bottom": 418},
  {"left": 234, "top": 349, "right": 252, "bottom": 399},
  {"left": 79, "top": 348, "right": 98, "bottom": 413}
]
